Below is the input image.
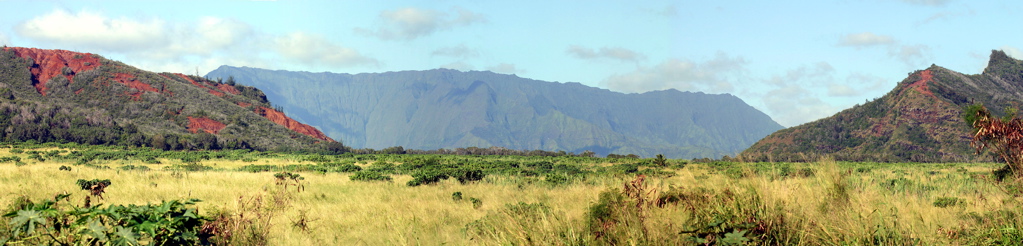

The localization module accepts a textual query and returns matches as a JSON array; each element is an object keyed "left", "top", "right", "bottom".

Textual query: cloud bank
[
  {"left": 14, "top": 9, "right": 376, "bottom": 74},
  {"left": 355, "top": 7, "right": 486, "bottom": 41}
]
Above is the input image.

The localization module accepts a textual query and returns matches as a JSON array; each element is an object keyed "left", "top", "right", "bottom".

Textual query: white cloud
[
  {"left": 764, "top": 62, "right": 834, "bottom": 87},
  {"left": 355, "top": 7, "right": 486, "bottom": 40},
  {"left": 888, "top": 44, "right": 931, "bottom": 68},
  {"left": 274, "top": 32, "right": 378, "bottom": 68},
  {"left": 487, "top": 63, "right": 524, "bottom": 74},
  {"left": 899, "top": 0, "right": 952, "bottom": 6},
  {"left": 837, "top": 32, "right": 931, "bottom": 68},
  {"left": 762, "top": 85, "right": 838, "bottom": 127},
  {"left": 566, "top": 45, "right": 646, "bottom": 63},
  {"left": 15, "top": 9, "right": 168, "bottom": 52},
  {"left": 441, "top": 61, "right": 474, "bottom": 71},
  {"left": 604, "top": 52, "right": 745, "bottom": 94},
  {"left": 0, "top": 33, "right": 9, "bottom": 46},
  {"left": 916, "top": 9, "right": 974, "bottom": 26},
  {"left": 1002, "top": 46, "right": 1023, "bottom": 60},
  {"left": 756, "top": 63, "right": 892, "bottom": 126},
  {"left": 838, "top": 32, "right": 895, "bottom": 47},
  {"left": 14, "top": 9, "right": 379, "bottom": 74},
  {"left": 431, "top": 44, "right": 479, "bottom": 58}
]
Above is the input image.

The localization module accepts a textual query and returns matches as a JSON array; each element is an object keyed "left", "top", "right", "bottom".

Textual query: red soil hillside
[
  {"left": 255, "top": 106, "right": 334, "bottom": 142},
  {"left": 187, "top": 117, "right": 227, "bottom": 134},
  {"left": 3, "top": 47, "right": 101, "bottom": 95},
  {"left": 174, "top": 73, "right": 228, "bottom": 97},
  {"left": 903, "top": 69, "right": 935, "bottom": 97}
]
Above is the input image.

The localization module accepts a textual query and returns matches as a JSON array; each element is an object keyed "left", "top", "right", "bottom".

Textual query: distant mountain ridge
[
  {"left": 742, "top": 50, "right": 1023, "bottom": 162},
  {"left": 0, "top": 47, "right": 331, "bottom": 150},
  {"left": 206, "top": 66, "right": 784, "bottom": 158}
]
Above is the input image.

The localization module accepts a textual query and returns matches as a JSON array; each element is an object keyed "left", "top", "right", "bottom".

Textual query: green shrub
[
  {"left": 546, "top": 173, "right": 569, "bottom": 185},
  {"left": 470, "top": 197, "right": 483, "bottom": 209},
  {"left": 453, "top": 169, "right": 485, "bottom": 184},
  {"left": 328, "top": 162, "right": 362, "bottom": 173},
  {"left": 0, "top": 156, "right": 21, "bottom": 163},
  {"left": 452, "top": 192, "right": 463, "bottom": 201},
  {"left": 3, "top": 195, "right": 208, "bottom": 245},
  {"left": 349, "top": 171, "right": 392, "bottom": 182},
  {"left": 407, "top": 169, "right": 450, "bottom": 186},
  {"left": 933, "top": 197, "right": 962, "bottom": 208},
  {"left": 119, "top": 165, "right": 150, "bottom": 171}
]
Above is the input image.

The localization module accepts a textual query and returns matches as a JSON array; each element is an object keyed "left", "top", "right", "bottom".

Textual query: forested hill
[
  {"left": 742, "top": 50, "right": 1023, "bottom": 162},
  {"left": 0, "top": 47, "right": 334, "bottom": 151},
  {"left": 206, "top": 66, "right": 783, "bottom": 158}
]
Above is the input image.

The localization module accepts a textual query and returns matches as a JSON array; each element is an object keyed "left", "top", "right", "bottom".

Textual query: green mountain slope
[
  {"left": 742, "top": 50, "right": 1023, "bottom": 162},
  {"left": 206, "top": 66, "right": 783, "bottom": 158},
  {"left": 0, "top": 47, "right": 332, "bottom": 150}
]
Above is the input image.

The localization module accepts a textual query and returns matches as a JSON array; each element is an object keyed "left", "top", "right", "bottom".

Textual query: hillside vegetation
[
  {"left": 0, "top": 47, "right": 333, "bottom": 152},
  {"left": 206, "top": 66, "right": 783, "bottom": 159},
  {"left": 743, "top": 50, "right": 1023, "bottom": 162}
]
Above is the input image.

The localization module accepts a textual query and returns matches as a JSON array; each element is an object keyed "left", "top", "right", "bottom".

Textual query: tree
[
  {"left": 967, "top": 104, "right": 1023, "bottom": 180},
  {"left": 653, "top": 154, "right": 668, "bottom": 167},
  {"left": 226, "top": 76, "right": 236, "bottom": 86}
]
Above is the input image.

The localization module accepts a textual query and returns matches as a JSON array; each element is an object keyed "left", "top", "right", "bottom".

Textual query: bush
[
  {"left": 407, "top": 169, "right": 450, "bottom": 186},
  {"left": 453, "top": 169, "right": 485, "bottom": 184},
  {"left": 349, "top": 171, "right": 392, "bottom": 182},
  {"left": 933, "top": 197, "right": 962, "bottom": 208},
  {"left": 326, "top": 162, "right": 362, "bottom": 173},
  {"left": 3, "top": 195, "right": 208, "bottom": 245}
]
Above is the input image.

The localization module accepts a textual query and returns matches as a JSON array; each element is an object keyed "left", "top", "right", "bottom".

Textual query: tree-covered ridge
[
  {"left": 742, "top": 50, "right": 1023, "bottom": 162},
  {"left": 0, "top": 47, "right": 332, "bottom": 151},
  {"left": 206, "top": 66, "right": 783, "bottom": 159}
]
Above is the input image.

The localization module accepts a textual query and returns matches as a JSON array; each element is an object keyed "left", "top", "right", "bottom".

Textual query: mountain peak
[
  {"left": 742, "top": 48, "right": 1023, "bottom": 162},
  {"left": 984, "top": 49, "right": 1023, "bottom": 76}
]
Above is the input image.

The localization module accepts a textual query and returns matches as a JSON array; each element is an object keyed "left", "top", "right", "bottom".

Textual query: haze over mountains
[
  {"left": 207, "top": 66, "right": 784, "bottom": 158},
  {"left": 742, "top": 50, "right": 1023, "bottom": 162}
]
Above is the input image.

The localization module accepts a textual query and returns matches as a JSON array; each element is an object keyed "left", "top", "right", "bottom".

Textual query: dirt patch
[
  {"left": 905, "top": 70, "right": 935, "bottom": 97},
  {"left": 5, "top": 47, "right": 101, "bottom": 95},
  {"left": 215, "top": 84, "right": 240, "bottom": 95},
  {"left": 254, "top": 106, "right": 333, "bottom": 142},
  {"left": 187, "top": 117, "right": 227, "bottom": 134}
]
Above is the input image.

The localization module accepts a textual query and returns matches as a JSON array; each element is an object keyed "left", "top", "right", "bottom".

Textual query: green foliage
[
  {"left": 323, "top": 162, "right": 361, "bottom": 173},
  {"left": 407, "top": 169, "right": 450, "bottom": 186},
  {"left": 451, "top": 192, "right": 463, "bottom": 201},
  {"left": 2, "top": 195, "right": 208, "bottom": 245},
  {"left": 76, "top": 179, "right": 111, "bottom": 198},
  {"left": 349, "top": 171, "right": 392, "bottom": 182},
  {"left": 469, "top": 197, "right": 482, "bottom": 209},
  {"left": 933, "top": 197, "right": 962, "bottom": 208}
]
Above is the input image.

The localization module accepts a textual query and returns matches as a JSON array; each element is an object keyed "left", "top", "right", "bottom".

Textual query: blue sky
[{"left": 0, "top": 0, "right": 1020, "bottom": 127}]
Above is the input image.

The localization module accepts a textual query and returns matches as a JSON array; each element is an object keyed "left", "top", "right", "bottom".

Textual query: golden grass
[{"left": 0, "top": 153, "right": 1017, "bottom": 245}]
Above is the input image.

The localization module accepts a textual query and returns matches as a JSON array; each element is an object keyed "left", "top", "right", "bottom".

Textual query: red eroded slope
[
  {"left": 216, "top": 84, "right": 240, "bottom": 95},
  {"left": 904, "top": 70, "right": 935, "bottom": 97},
  {"left": 187, "top": 117, "right": 227, "bottom": 134},
  {"left": 174, "top": 73, "right": 229, "bottom": 97},
  {"left": 113, "top": 73, "right": 160, "bottom": 100},
  {"left": 4, "top": 47, "right": 101, "bottom": 95},
  {"left": 255, "top": 106, "right": 334, "bottom": 142}
]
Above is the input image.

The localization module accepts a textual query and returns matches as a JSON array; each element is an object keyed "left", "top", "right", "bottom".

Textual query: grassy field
[{"left": 0, "top": 144, "right": 1020, "bottom": 245}]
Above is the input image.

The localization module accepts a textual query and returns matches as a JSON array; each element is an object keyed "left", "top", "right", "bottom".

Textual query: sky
[{"left": 0, "top": 0, "right": 1020, "bottom": 127}]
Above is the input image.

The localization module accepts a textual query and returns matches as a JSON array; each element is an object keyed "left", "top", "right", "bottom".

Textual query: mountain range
[
  {"left": 742, "top": 50, "right": 1023, "bottom": 162},
  {"left": 0, "top": 47, "right": 333, "bottom": 151},
  {"left": 206, "top": 66, "right": 783, "bottom": 158}
]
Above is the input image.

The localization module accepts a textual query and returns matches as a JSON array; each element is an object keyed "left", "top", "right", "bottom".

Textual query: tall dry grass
[{"left": 0, "top": 154, "right": 1019, "bottom": 245}]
